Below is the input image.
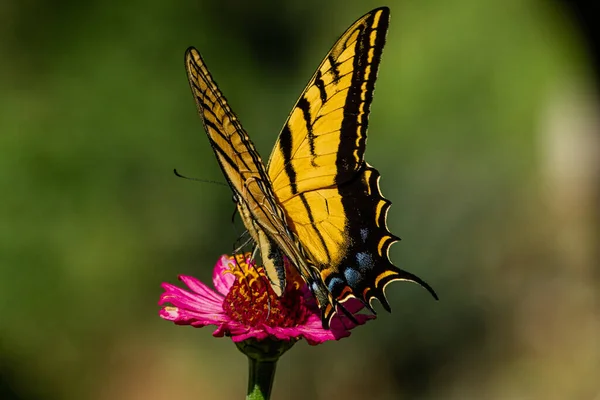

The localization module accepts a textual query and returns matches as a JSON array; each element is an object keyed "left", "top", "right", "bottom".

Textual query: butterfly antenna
[{"left": 173, "top": 168, "right": 228, "bottom": 187}]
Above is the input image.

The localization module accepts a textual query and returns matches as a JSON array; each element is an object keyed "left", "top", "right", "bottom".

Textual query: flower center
[{"left": 222, "top": 253, "right": 310, "bottom": 328}]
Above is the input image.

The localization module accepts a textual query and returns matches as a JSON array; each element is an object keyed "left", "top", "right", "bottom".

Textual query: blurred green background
[{"left": 1, "top": 0, "right": 598, "bottom": 399}]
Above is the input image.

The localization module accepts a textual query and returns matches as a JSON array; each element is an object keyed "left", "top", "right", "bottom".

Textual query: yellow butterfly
[{"left": 185, "top": 7, "right": 437, "bottom": 328}]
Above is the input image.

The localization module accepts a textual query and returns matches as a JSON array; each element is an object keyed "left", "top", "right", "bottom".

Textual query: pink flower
[{"left": 159, "top": 254, "right": 373, "bottom": 345}]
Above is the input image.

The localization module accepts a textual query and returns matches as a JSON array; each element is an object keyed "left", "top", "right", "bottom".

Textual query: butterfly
[{"left": 185, "top": 7, "right": 437, "bottom": 328}]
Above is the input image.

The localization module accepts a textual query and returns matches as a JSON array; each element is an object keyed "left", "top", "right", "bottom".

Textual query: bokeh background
[{"left": 1, "top": 0, "right": 599, "bottom": 399}]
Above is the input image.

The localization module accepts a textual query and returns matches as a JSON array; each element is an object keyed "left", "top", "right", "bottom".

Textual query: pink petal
[
  {"left": 340, "top": 297, "right": 369, "bottom": 314},
  {"left": 212, "top": 255, "right": 236, "bottom": 295},
  {"left": 160, "top": 302, "right": 228, "bottom": 325},
  {"left": 159, "top": 281, "right": 223, "bottom": 314},
  {"left": 179, "top": 275, "right": 224, "bottom": 303},
  {"left": 295, "top": 316, "right": 347, "bottom": 344},
  {"left": 230, "top": 328, "right": 270, "bottom": 343},
  {"left": 159, "top": 274, "right": 230, "bottom": 327},
  {"left": 263, "top": 325, "right": 303, "bottom": 341},
  {"left": 213, "top": 321, "right": 256, "bottom": 339}
]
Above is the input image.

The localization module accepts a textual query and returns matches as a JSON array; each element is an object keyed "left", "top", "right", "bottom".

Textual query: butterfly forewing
[
  {"left": 185, "top": 49, "right": 267, "bottom": 195},
  {"left": 267, "top": 8, "right": 389, "bottom": 195}
]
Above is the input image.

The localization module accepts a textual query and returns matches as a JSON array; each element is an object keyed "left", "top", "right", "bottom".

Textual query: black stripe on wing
[
  {"left": 185, "top": 47, "right": 273, "bottom": 187},
  {"left": 335, "top": 8, "right": 389, "bottom": 184}
]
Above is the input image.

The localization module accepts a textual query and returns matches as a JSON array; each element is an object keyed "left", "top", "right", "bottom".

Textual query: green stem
[
  {"left": 246, "top": 357, "right": 277, "bottom": 400},
  {"left": 237, "top": 338, "right": 295, "bottom": 400}
]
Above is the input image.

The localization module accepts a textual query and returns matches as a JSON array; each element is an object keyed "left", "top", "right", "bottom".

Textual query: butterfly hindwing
[
  {"left": 185, "top": 48, "right": 268, "bottom": 199},
  {"left": 328, "top": 164, "right": 438, "bottom": 309}
]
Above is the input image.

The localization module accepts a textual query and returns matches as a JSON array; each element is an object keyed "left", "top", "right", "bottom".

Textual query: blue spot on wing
[
  {"left": 344, "top": 267, "right": 362, "bottom": 288},
  {"left": 327, "top": 276, "right": 345, "bottom": 295},
  {"left": 360, "top": 228, "right": 369, "bottom": 243},
  {"left": 356, "top": 251, "right": 374, "bottom": 272}
]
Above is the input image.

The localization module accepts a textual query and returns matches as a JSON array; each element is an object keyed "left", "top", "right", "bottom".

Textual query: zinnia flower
[{"left": 159, "top": 253, "right": 373, "bottom": 345}]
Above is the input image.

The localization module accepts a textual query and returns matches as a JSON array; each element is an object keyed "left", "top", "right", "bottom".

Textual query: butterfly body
[{"left": 185, "top": 7, "right": 437, "bottom": 328}]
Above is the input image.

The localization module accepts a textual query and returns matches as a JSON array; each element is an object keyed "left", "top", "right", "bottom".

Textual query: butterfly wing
[
  {"left": 185, "top": 48, "right": 289, "bottom": 293},
  {"left": 185, "top": 48, "right": 323, "bottom": 297},
  {"left": 267, "top": 7, "right": 437, "bottom": 321},
  {"left": 185, "top": 49, "right": 267, "bottom": 195}
]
